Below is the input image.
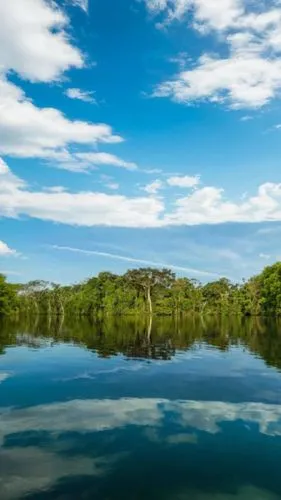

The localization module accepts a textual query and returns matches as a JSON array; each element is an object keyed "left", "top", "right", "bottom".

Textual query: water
[{"left": 1, "top": 316, "right": 281, "bottom": 500}]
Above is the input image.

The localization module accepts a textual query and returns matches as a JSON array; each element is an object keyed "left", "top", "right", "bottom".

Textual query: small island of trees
[{"left": 1, "top": 262, "right": 281, "bottom": 317}]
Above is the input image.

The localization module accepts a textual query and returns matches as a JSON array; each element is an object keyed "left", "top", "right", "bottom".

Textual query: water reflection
[
  {"left": 1, "top": 315, "right": 281, "bottom": 368},
  {"left": 1, "top": 317, "right": 281, "bottom": 499}
]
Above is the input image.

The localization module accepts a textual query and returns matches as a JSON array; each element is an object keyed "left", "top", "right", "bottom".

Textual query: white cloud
[
  {"left": 145, "top": 0, "right": 281, "bottom": 34},
  {"left": 144, "top": 0, "right": 245, "bottom": 31},
  {"left": 74, "top": 152, "right": 137, "bottom": 171},
  {"left": 0, "top": 159, "right": 163, "bottom": 228},
  {"left": 160, "top": 0, "right": 244, "bottom": 30},
  {"left": 54, "top": 151, "right": 137, "bottom": 173},
  {"left": 0, "top": 77, "right": 122, "bottom": 160},
  {"left": 69, "top": 0, "right": 89, "bottom": 13},
  {"left": 144, "top": 0, "right": 169, "bottom": 13},
  {"left": 167, "top": 175, "right": 200, "bottom": 188},
  {"left": 3, "top": 158, "right": 281, "bottom": 228},
  {"left": 0, "top": 241, "right": 17, "bottom": 257},
  {"left": 65, "top": 87, "right": 97, "bottom": 104},
  {"left": 144, "top": 176, "right": 200, "bottom": 194},
  {"left": 193, "top": 0, "right": 243, "bottom": 31},
  {"left": 0, "top": 0, "right": 124, "bottom": 164},
  {"left": 164, "top": 183, "right": 281, "bottom": 225},
  {"left": 145, "top": 0, "right": 281, "bottom": 109},
  {"left": 51, "top": 245, "right": 219, "bottom": 277},
  {"left": 0, "top": 0, "right": 83, "bottom": 82},
  {"left": 153, "top": 54, "right": 281, "bottom": 109},
  {"left": 143, "top": 179, "right": 163, "bottom": 194}
]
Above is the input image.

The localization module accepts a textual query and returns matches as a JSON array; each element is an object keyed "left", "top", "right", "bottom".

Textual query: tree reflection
[{"left": 1, "top": 316, "right": 281, "bottom": 370}]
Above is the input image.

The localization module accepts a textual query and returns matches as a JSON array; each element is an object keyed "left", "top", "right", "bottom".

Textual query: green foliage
[
  {"left": 124, "top": 268, "right": 176, "bottom": 314},
  {"left": 0, "top": 274, "right": 18, "bottom": 315},
  {"left": 2, "top": 262, "right": 281, "bottom": 317}
]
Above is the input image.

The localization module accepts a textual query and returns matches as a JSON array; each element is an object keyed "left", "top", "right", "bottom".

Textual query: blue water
[{"left": 1, "top": 317, "right": 281, "bottom": 499}]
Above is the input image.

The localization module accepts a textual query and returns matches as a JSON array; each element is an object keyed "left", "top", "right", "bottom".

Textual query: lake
[{"left": 1, "top": 316, "right": 281, "bottom": 499}]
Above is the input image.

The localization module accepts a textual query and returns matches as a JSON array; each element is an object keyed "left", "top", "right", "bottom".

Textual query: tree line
[{"left": 1, "top": 262, "right": 281, "bottom": 317}]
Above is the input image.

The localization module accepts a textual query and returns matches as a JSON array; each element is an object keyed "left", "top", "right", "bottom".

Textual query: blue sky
[{"left": 1, "top": 0, "right": 281, "bottom": 283}]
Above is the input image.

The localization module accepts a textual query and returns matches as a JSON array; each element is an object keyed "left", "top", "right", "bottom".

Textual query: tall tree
[{"left": 125, "top": 268, "right": 175, "bottom": 315}]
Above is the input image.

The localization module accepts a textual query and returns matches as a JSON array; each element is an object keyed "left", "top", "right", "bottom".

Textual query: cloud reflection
[
  {"left": 0, "top": 447, "right": 116, "bottom": 500},
  {"left": 1, "top": 398, "right": 281, "bottom": 499},
  {"left": 2, "top": 398, "right": 281, "bottom": 443}
]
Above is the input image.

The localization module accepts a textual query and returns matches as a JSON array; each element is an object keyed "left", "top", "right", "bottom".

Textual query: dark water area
[{"left": 1, "top": 316, "right": 281, "bottom": 499}]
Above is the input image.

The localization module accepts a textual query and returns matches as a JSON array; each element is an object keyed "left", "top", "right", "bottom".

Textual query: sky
[{"left": 1, "top": 0, "right": 281, "bottom": 284}]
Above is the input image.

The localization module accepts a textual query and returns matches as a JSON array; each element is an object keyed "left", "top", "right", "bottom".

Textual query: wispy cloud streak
[{"left": 51, "top": 245, "right": 220, "bottom": 277}]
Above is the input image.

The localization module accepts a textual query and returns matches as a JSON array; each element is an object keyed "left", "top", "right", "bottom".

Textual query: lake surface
[{"left": 1, "top": 316, "right": 281, "bottom": 500}]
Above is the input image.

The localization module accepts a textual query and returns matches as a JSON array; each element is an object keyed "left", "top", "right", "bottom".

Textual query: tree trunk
[
  {"left": 57, "top": 296, "right": 65, "bottom": 317},
  {"left": 147, "top": 287, "right": 152, "bottom": 315},
  {"left": 147, "top": 314, "right": 152, "bottom": 341}
]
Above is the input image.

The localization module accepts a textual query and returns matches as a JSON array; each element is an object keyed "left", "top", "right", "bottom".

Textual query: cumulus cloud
[
  {"left": 65, "top": 87, "right": 97, "bottom": 103},
  {"left": 3, "top": 158, "right": 281, "bottom": 227},
  {"left": 0, "top": 241, "right": 17, "bottom": 257},
  {"left": 0, "top": 77, "right": 122, "bottom": 160},
  {"left": 153, "top": 52, "right": 281, "bottom": 109},
  {"left": 164, "top": 183, "right": 281, "bottom": 225},
  {"left": 0, "top": 159, "right": 163, "bottom": 228},
  {"left": 0, "top": 0, "right": 83, "bottom": 82},
  {"left": 143, "top": 176, "right": 199, "bottom": 195},
  {"left": 145, "top": 0, "right": 281, "bottom": 109},
  {"left": 0, "top": 0, "right": 124, "bottom": 164}
]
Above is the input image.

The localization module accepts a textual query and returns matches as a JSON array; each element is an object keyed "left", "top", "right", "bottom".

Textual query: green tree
[
  {"left": 125, "top": 268, "right": 175, "bottom": 315},
  {"left": 202, "top": 278, "right": 233, "bottom": 315},
  {"left": 258, "top": 262, "right": 281, "bottom": 315},
  {"left": 0, "top": 274, "right": 18, "bottom": 315}
]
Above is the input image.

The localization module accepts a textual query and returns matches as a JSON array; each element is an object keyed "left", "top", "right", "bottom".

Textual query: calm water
[{"left": 1, "top": 316, "right": 281, "bottom": 500}]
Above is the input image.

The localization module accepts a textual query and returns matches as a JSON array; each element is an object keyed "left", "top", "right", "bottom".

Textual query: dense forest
[{"left": 1, "top": 262, "right": 281, "bottom": 317}]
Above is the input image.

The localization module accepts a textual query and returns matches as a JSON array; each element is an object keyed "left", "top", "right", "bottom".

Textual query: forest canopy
[{"left": 1, "top": 262, "right": 281, "bottom": 317}]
